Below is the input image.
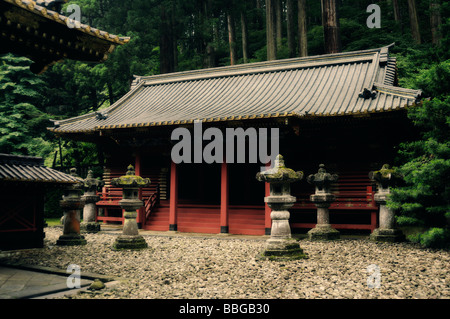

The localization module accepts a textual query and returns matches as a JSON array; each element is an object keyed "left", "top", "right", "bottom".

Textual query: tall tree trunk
[
  {"left": 255, "top": 0, "right": 264, "bottom": 29},
  {"left": 241, "top": 11, "right": 249, "bottom": 63},
  {"left": 298, "top": 0, "right": 308, "bottom": 57},
  {"left": 205, "top": 0, "right": 216, "bottom": 68},
  {"left": 392, "top": 0, "right": 401, "bottom": 23},
  {"left": 58, "top": 138, "right": 64, "bottom": 168},
  {"left": 266, "top": 0, "right": 277, "bottom": 60},
  {"left": 430, "top": 0, "right": 442, "bottom": 45},
  {"left": 107, "top": 81, "right": 114, "bottom": 106},
  {"left": 227, "top": 11, "right": 237, "bottom": 65},
  {"left": 206, "top": 44, "right": 216, "bottom": 68},
  {"left": 287, "top": 0, "right": 296, "bottom": 58},
  {"left": 91, "top": 87, "right": 98, "bottom": 111},
  {"left": 196, "top": 2, "right": 207, "bottom": 68},
  {"left": 392, "top": 0, "right": 403, "bottom": 32},
  {"left": 275, "top": 0, "right": 283, "bottom": 50},
  {"left": 407, "top": 0, "right": 421, "bottom": 44},
  {"left": 321, "top": 0, "right": 341, "bottom": 54},
  {"left": 171, "top": 0, "right": 178, "bottom": 71},
  {"left": 160, "top": 5, "right": 175, "bottom": 74}
]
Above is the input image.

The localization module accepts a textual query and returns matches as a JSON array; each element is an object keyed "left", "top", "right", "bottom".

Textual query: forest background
[{"left": 0, "top": 0, "right": 448, "bottom": 247}]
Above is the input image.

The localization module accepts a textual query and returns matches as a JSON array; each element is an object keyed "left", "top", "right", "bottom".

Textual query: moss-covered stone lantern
[
  {"left": 111, "top": 165, "right": 151, "bottom": 250},
  {"left": 256, "top": 155, "right": 307, "bottom": 260},
  {"left": 307, "top": 164, "right": 340, "bottom": 240},
  {"left": 369, "top": 164, "right": 405, "bottom": 242},
  {"left": 56, "top": 168, "right": 87, "bottom": 246},
  {"left": 81, "top": 170, "right": 104, "bottom": 233}
]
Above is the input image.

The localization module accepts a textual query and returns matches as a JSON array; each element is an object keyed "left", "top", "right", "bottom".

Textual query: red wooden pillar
[
  {"left": 220, "top": 161, "right": 229, "bottom": 233},
  {"left": 135, "top": 151, "right": 143, "bottom": 228},
  {"left": 264, "top": 161, "right": 272, "bottom": 235},
  {"left": 169, "top": 160, "right": 178, "bottom": 231}
]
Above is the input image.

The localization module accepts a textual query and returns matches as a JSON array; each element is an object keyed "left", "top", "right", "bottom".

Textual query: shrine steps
[{"left": 143, "top": 205, "right": 169, "bottom": 231}]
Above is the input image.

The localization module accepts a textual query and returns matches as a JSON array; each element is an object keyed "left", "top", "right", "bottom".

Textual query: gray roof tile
[{"left": 0, "top": 153, "right": 83, "bottom": 184}]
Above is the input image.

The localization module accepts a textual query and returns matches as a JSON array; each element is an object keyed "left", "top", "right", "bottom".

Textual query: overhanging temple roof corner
[
  {"left": 1, "top": 0, "right": 130, "bottom": 74},
  {"left": 49, "top": 44, "right": 423, "bottom": 135}
]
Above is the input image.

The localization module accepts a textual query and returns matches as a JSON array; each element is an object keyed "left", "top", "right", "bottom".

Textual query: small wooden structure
[
  {"left": 0, "top": 0, "right": 130, "bottom": 248},
  {"left": 49, "top": 44, "right": 422, "bottom": 236},
  {"left": 0, "top": 153, "right": 82, "bottom": 249}
]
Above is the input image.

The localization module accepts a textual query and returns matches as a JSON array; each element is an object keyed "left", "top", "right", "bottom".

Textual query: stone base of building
[
  {"left": 112, "top": 235, "right": 148, "bottom": 250},
  {"left": 259, "top": 238, "right": 308, "bottom": 261},
  {"left": 307, "top": 224, "right": 340, "bottom": 241},
  {"left": 80, "top": 222, "right": 101, "bottom": 233},
  {"left": 370, "top": 228, "right": 405, "bottom": 243},
  {"left": 56, "top": 234, "right": 87, "bottom": 246}
]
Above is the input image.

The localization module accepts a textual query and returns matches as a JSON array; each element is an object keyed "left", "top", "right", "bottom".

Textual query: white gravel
[{"left": 2, "top": 227, "right": 449, "bottom": 299}]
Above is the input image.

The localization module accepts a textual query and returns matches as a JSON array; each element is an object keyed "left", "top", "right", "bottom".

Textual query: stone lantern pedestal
[
  {"left": 369, "top": 164, "right": 405, "bottom": 242},
  {"left": 111, "top": 165, "right": 151, "bottom": 250},
  {"left": 56, "top": 168, "right": 87, "bottom": 246},
  {"left": 81, "top": 170, "right": 104, "bottom": 233},
  {"left": 307, "top": 164, "right": 340, "bottom": 240},
  {"left": 256, "top": 155, "right": 307, "bottom": 260}
]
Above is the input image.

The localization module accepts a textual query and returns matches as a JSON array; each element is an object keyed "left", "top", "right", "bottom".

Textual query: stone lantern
[
  {"left": 256, "top": 155, "right": 307, "bottom": 260},
  {"left": 81, "top": 170, "right": 104, "bottom": 233},
  {"left": 369, "top": 164, "right": 405, "bottom": 242},
  {"left": 307, "top": 164, "right": 340, "bottom": 240},
  {"left": 111, "top": 165, "right": 151, "bottom": 250},
  {"left": 56, "top": 168, "right": 87, "bottom": 246}
]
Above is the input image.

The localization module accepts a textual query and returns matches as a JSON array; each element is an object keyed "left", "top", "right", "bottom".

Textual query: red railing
[
  {"left": 144, "top": 184, "right": 160, "bottom": 222},
  {"left": 96, "top": 184, "right": 160, "bottom": 224}
]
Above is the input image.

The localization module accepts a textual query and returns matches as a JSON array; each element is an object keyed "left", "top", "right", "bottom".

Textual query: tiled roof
[
  {"left": 0, "top": 153, "right": 83, "bottom": 184},
  {"left": 1, "top": 0, "right": 129, "bottom": 73},
  {"left": 4, "top": 0, "right": 129, "bottom": 44},
  {"left": 50, "top": 44, "right": 422, "bottom": 134}
]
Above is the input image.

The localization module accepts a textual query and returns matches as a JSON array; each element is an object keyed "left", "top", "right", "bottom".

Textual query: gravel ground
[{"left": 1, "top": 227, "right": 449, "bottom": 299}]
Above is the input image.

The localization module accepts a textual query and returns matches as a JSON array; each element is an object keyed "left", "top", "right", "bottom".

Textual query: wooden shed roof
[
  {"left": 0, "top": 0, "right": 129, "bottom": 74},
  {"left": 49, "top": 44, "right": 422, "bottom": 135},
  {"left": 0, "top": 153, "right": 82, "bottom": 184}
]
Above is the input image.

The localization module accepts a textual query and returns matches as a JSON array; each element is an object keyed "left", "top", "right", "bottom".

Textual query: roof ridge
[
  {"left": 135, "top": 46, "right": 389, "bottom": 86},
  {"left": 0, "top": 153, "right": 44, "bottom": 166}
]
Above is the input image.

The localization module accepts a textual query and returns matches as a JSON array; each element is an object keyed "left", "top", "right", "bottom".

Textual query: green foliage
[
  {"left": 0, "top": 54, "right": 54, "bottom": 158},
  {"left": 61, "top": 140, "right": 100, "bottom": 168},
  {"left": 389, "top": 56, "right": 450, "bottom": 248},
  {"left": 408, "top": 228, "right": 450, "bottom": 249}
]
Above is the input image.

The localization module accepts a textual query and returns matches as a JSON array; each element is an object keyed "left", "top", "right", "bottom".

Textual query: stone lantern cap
[
  {"left": 256, "top": 155, "right": 303, "bottom": 184},
  {"left": 83, "top": 170, "right": 104, "bottom": 192},
  {"left": 307, "top": 164, "right": 338, "bottom": 193},
  {"left": 111, "top": 165, "right": 151, "bottom": 189},
  {"left": 63, "top": 168, "right": 84, "bottom": 195},
  {"left": 369, "top": 164, "right": 403, "bottom": 191},
  {"left": 61, "top": 168, "right": 84, "bottom": 209}
]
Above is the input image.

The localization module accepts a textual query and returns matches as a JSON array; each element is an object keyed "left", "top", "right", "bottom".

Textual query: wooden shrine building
[
  {"left": 49, "top": 44, "right": 422, "bottom": 236},
  {"left": 0, "top": 0, "right": 129, "bottom": 249},
  {"left": 0, "top": 153, "right": 82, "bottom": 249}
]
